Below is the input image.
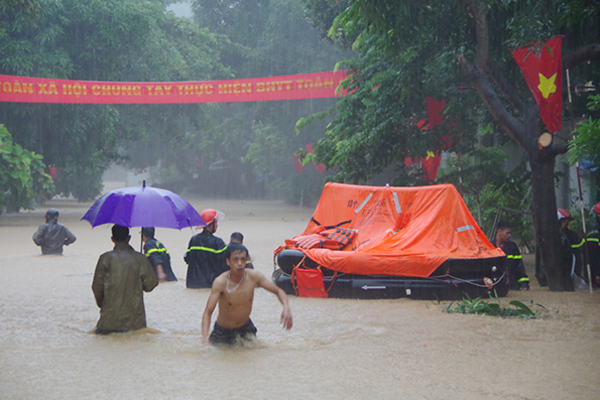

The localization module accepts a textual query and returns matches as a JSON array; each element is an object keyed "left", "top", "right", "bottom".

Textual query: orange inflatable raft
[{"left": 273, "top": 183, "right": 508, "bottom": 299}]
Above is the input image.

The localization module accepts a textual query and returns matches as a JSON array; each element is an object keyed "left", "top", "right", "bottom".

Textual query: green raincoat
[{"left": 92, "top": 243, "right": 158, "bottom": 332}]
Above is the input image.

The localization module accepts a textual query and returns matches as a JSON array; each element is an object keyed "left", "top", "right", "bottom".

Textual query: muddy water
[{"left": 1, "top": 198, "right": 598, "bottom": 400}]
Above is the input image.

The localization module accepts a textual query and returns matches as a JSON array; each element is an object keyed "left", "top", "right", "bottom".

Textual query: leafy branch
[{"left": 444, "top": 293, "right": 546, "bottom": 319}]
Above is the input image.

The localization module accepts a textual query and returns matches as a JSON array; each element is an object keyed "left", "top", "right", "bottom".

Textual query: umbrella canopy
[{"left": 82, "top": 185, "right": 206, "bottom": 230}]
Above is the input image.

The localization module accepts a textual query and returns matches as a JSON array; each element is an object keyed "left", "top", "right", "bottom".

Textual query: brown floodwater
[{"left": 1, "top": 197, "right": 598, "bottom": 400}]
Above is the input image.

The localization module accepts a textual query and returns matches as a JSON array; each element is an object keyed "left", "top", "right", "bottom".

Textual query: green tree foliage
[
  {"left": 568, "top": 93, "right": 600, "bottom": 169},
  {"left": 189, "top": 0, "right": 351, "bottom": 203},
  {"left": 0, "top": 125, "right": 54, "bottom": 212},
  {"left": 0, "top": 0, "right": 40, "bottom": 35},
  {"left": 0, "top": 0, "right": 228, "bottom": 200},
  {"left": 445, "top": 294, "right": 543, "bottom": 319},
  {"left": 303, "top": 0, "right": 600, "bottom": 291},
  {"left": 301, "top": 0, "right": 352, "bottom": 46},
  {"left": 438, "top": 146, "right": 533, "bottom": 247}
]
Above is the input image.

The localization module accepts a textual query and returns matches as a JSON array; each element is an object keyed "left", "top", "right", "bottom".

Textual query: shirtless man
[{"left": 201, "top": 242, "right": 293, "bottom": 345}]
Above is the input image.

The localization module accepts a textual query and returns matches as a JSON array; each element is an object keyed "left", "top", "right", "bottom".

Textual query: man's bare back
[{"left": 201, "top": 243, "right": 292, "bottom": 345}]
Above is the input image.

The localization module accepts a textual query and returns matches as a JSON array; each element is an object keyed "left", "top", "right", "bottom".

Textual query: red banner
[
  {"left": 0, "top": 71, "right": 348, "bottom": 104},
  {"left": 512, "top": 36, "right": 562, "bottom": 133}
]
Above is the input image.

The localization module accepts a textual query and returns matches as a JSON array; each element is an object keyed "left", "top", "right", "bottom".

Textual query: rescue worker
[
  {"left": 584, "top": 202, "right": 600, "bottom": 287},
  {"left": 141, "top": 227, "right": 177, "bottom": 282},
  {"left": 535, "top": 210, "right": 576, "bottom": 290},
  {"left": 557, "top": 209, "right": 585, "bottom": 284},
  {"left": 184, "top": 209, "right": 228, "bottom": 288},
  {"left": 32, "top": 208, "right": 77, "bottom": 255},
  {"left": 491, "top": 221, "right": 530, "bottom": 290},
  {"left": 92, "top": 225, "right": 158, "bottom": 334}
]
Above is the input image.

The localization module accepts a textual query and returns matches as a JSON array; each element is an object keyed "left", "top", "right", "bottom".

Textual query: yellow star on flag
[
  {"left": 425, "top": 150, "right": 435, "bottom": 160},
  {"left": 538, "top": 73, "right": 557, "bottom": 99}
]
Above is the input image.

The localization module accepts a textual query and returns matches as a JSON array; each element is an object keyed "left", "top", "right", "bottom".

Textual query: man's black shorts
[{"left": 209, "top": 319, "right": 257, "bottom": 345}]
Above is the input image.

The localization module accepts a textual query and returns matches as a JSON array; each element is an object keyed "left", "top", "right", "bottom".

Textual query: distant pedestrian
[
  {"left": 141, "top": 227, "right": 177, "bottom": 282},
  {"left": 230, "top": 232, "right": 244, "bottom": 244},
  {"left": 184, "top": 209, "right": 228, "bottom": 288},
  {"left": 92, "top": 225, "right": 158, "bottom": 334},
  {"left": 230, "top": 232, "right": 254, "bottom": 269},
  {"left": 32, "top": 208, "right": 76, "bottom": 255}
]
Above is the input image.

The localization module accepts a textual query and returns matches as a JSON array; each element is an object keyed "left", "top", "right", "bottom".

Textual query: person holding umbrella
[
  {"left": 184, "top": 209, "right": 228, "bottom": 288},
  {"left": 92, "top": 225, "right": 158, "bottom": 334}
]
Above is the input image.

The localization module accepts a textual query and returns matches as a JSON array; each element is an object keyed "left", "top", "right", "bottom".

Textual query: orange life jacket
[{"left": 286, "top": 228, "right": 356, "bottom": 251}]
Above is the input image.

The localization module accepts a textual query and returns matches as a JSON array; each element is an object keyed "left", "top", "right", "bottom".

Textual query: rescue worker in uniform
[
  {"left": 585, "top": 202, "right": 600, "bottom": 287},
  {"left": 32, "top": 208, "right": 77, "bottom": 255},
  {"left": 141, "top": 227, "right": 177, "bottom": 282},
  {"left": 184, "top": 209, "right": 228, "bottom": 288},
  {"left": 557, "top": 209, "right": 585, "bottom": 283},
  {"left": 491, "top": 221, "right": 530, "bottom": 290},
  {"left": 535, "top": 209, "right": 577, "bottom": 290}
]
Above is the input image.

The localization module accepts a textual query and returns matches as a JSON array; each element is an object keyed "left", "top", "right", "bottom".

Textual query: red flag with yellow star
[{"left": 512, "top": 36, "right": 562, "bottom": 133}]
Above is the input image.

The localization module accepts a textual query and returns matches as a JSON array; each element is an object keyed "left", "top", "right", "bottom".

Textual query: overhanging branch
[
  {"left": 564, "top": 44, "right": 600, "bottom": 70},
  {"left": 458, "top": 55, "right": 526, "bottom": 147},
  {"left": 458, "top": 0, "right": 488, "bottom": 67},
  {"left": 486, "top": 59, "right": 527, "bottom": 115}
]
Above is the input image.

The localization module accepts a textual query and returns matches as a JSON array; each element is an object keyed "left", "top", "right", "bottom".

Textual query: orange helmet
[
  {"left": 594, "top": 202, "right": 600, "bottom": 214},
  {"left": 199, "top": 209, "right": 225, "bottom": 226},
  {"left": 557, "top": 208, "right": 574, "bottom": 220}
]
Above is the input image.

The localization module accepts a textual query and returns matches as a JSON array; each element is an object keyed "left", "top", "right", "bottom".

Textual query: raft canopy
[{"left": 277, "top": 183, "right": 505, "bottom": 278}]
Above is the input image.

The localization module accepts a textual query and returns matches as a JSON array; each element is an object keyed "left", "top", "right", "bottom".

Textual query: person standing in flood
[
  {"left": 229, "top": 231, "right": 254, "bottom": 269},
  {"left": 184, "top": 209, "right": 228, "bottom": 288},
  {"left": 32, "top": 208, "right": 76, "bottom": 255},
  {"left": 584, "top": 202, "right": 600, "bottom": 287},
  {"left": 141, "top": 227, "right": 177, "bottom": 282},
  {"left": 92, "top": 225, "right": 158, "bottom": 334},
  {"left": 202, "top": 242, "right": 293, "bottom": 345},
  {"left": 491, "top": 221, "right": 530, "bottom": 290}
]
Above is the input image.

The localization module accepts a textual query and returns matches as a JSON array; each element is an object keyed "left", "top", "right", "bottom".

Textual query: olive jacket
[{"left": 92, "top": 243, "right": 158, "bottom": 332}]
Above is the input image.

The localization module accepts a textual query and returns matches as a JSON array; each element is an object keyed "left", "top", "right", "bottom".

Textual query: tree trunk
[{"left": 529, "top": 144, "right": 574, "bottom": 291}]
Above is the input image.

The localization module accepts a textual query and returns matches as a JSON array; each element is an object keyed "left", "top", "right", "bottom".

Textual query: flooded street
[{"left": 1, "top": 197, "right": 598, "bottom": 400}]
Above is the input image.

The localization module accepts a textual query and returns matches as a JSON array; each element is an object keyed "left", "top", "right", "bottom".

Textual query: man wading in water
[{"left": 201, "top": 242, "right": 293, "bottom": 345}]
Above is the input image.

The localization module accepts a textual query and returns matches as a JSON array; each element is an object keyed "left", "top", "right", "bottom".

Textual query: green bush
[
  {"left": 444, "top": 293, "right": 545, "bottom": 319},
  {"left": 0, "top": 125, "right": 55, "bottom": 212}
]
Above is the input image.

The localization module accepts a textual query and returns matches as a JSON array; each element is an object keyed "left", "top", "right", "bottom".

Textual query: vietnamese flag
[
  {"left": 426, "top": 97, "right": 445, "bottom": 127},
  {"left": 403, "top": 113, "right": 444, "bottom": 182},
  {"left": 305, "top": 144, "right": 326, "bottom": 173},
  {"left": 512, "top": 36, "right": 563, "bottom": 133},
  {"left": 421, "top": 150, "right": 441, "bottom": 182},
  {"left": 405, "top": 151, "right": 441, "bottom": 182},
  {"left": 292, "top": 152, "right": 305, "bottom": 173}
]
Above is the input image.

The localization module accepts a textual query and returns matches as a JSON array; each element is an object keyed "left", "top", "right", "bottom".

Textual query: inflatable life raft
[{"left": 272, "top": 183, "right": 509, "bottom": 300}]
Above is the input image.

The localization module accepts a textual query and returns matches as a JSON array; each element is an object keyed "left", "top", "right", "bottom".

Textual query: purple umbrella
[{"left": 82, "top": 183, "right": 206, "bottom": 230}]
